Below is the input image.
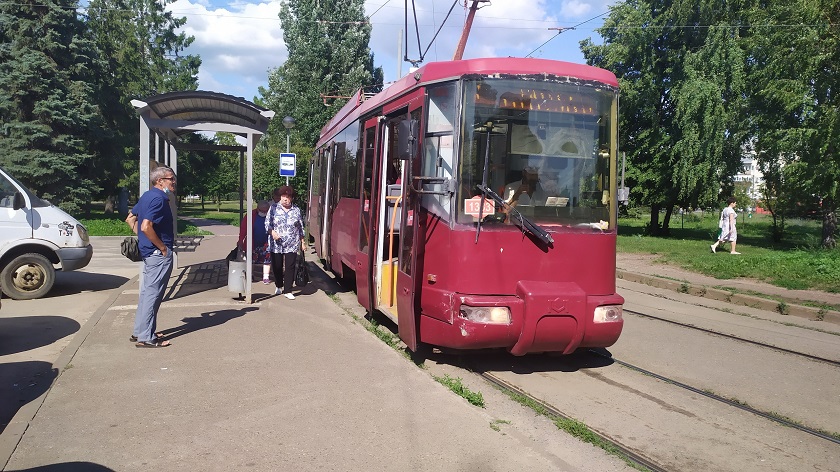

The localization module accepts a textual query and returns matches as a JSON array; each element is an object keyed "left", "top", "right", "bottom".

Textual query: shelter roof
[{"left": 132, "top": 90, "right": 275, "bottom": 141}]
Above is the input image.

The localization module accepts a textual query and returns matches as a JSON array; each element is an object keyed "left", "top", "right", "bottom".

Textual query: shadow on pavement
[
  {"left": 0, "top": 361, "right": 57, "bottom": 434},
  {"left": 43, "top": 272, "right": 130, "bottom": 298},
  {"left": 6, "top": 462, "right": 115, "bottom": 471},
  {"left": 159, "top": 307, "right": 258, "bottom": 341},
  {"left": 0, "top": 316, "right": 81, "bottom": 356}
]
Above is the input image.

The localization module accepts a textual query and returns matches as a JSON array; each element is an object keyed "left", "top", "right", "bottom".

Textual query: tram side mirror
[{"left": 397, "top": 119, "right": 419, "bottom": 161}]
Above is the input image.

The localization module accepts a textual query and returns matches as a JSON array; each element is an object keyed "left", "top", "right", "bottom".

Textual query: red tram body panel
[{"left": 309, "top": 57, "right": 624, "bottom": 355}]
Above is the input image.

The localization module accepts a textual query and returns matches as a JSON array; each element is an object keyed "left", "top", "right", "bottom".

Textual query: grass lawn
[
  {"left": 618, "top": 211, "right": 839, "bottom": 292},
  {"left": 82, "top": 202, "right": 838, "bottom": 293}
]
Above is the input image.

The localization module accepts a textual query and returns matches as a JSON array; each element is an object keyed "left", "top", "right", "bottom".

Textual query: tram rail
[
  {"left": 479, "top": 371, "right": 669, "bottom": 472},
  {"left": 584, "top": 349, "right": 840, "bottom": 446},
  {"left": 625, "top": 308, "right": 840, "bottom": 367}
]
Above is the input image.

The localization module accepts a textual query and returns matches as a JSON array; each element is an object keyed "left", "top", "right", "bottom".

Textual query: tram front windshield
[{"left": 457, "top": 78, "right": 616, "bottom": 230}]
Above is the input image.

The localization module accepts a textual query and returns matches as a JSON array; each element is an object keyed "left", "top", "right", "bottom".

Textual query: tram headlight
[
  {"left": 593, "top": 305, "right": 623, "bottom": 323},
  {"left": 459, "top": 305, "right": 511, "bottom": 325}
]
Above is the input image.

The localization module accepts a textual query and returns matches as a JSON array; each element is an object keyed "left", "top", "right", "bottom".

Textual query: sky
[{"left": 166, "top": 0, "right": 617, "bottom": 104}]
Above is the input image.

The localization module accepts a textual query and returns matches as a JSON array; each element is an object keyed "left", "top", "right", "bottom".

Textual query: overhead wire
[{"left": 525, "top": 10, "right": 610, "bottom": 58}]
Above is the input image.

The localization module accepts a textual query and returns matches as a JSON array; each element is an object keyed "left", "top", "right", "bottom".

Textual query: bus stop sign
[{"left": 279, "top": 153, "right": 296, "bottom": 177}]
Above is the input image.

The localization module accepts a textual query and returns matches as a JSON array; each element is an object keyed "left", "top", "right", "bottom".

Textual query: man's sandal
[
  {"left": 135, "top": 340, "right": 171, "bottom": 348},
  {"left": 130, "top": 333, "right": 164, "bottom": 342}
]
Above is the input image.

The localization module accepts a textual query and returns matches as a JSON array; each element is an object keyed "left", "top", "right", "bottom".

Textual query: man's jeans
[{"left": 133, "top": 250, "right": 174, "bottom": 342}]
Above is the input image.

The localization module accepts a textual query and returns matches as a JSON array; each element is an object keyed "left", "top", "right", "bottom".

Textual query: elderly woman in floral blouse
[{"left": 266, "top": 186, "right": 307, "bottom": 298}]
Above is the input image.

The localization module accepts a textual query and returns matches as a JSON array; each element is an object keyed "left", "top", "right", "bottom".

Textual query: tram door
[
  {"left": 395, "top": 109, "right": 422, "bottom": 351},
  {"left": 355, "top": 117, "right": 381, "bottom": 311},
  {"left": 320, "top": 145, "right": 334, "bottom": 267},
  {"left": 308, "top": 150, "right": 325, "bottom": 256},
  {"left": 372, "top": 116, "right": 405, "bottom": 321}
]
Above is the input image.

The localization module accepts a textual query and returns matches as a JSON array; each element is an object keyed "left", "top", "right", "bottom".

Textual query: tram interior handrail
[{"left": 411, "top": 176, "right": 453, "bottom": 195}]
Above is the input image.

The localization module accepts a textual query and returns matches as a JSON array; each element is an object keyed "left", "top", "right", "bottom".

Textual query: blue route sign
[{"left": 279, "top": 153, "right": 296, "bottom": 177}]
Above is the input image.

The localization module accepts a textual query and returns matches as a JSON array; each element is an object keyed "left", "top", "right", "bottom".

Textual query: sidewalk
[{"left": 1, "top": 220, "right": 627, "bottom": 472}]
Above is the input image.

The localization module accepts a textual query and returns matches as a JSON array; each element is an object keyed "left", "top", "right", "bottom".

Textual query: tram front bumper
[
  {"left": 508, "top": 280, "right": 624, "bottom": 356},
  {"left": 440, "top": 282, "right": 624, "bottom": 355}
]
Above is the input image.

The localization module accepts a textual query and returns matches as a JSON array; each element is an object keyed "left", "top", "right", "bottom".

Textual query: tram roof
[{"left": 318, "top": 57, "right": 618, "bottom": 146}]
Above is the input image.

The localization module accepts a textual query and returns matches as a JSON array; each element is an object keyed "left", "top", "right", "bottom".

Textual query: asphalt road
[{"left": 0, "top": 237, "right": 138, "bottom": 432}]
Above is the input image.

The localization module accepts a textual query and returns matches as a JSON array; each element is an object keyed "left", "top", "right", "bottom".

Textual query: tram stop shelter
[{"left": 131, "top": 91, "right": 275, "bottom": 303}]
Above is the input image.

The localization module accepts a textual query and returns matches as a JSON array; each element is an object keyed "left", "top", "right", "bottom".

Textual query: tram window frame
[
  {"left": 400, "top": 107, "right": 423, "bottom": 275},
  {"left": 420, "top": 81, "right": 458, "bottom": 222},
  {"left": 359, "top": 125, "right": 376, "bottom": 253},
  {"left": 336, "top": 123, "right": 360, "bottom": 199}
]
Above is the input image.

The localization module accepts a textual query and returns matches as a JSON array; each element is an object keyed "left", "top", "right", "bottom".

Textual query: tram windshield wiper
[{"left": 475, "top": 184, "right": 554, "bottom": 245}]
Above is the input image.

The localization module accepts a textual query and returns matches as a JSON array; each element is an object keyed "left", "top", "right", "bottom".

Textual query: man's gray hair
[{"left": 150, "top": 165, "right": 175, "bottom": 185}]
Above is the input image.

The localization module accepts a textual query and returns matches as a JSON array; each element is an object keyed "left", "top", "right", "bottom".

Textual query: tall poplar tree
[
  {"left": 744, "top": 0, "right": 839, "bottom": 247},
  {"left": 260, "top": 0, "right": 384, "bottom": 146},
  {"left": 0, "top": 0, "right": 104, "bottom": 213},
  {"left": 582, "top": 0, "right": 748, "bottom": 235}
]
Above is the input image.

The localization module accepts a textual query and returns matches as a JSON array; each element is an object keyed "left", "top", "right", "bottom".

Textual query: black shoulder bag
[{"left": 121, "top": 236, "right": 143, "bottom": 262}]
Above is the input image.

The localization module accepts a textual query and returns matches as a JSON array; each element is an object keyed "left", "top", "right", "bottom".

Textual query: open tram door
[
  {"left": 355, "top": 117, "right": 381, "bottom": 311},
  {"left": 394, "top": 116, "right": 422, "bottom": 351}
]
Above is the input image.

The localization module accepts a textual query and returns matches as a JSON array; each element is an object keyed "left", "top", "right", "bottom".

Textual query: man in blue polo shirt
[{"left": 131, "top": 165, "right": 176, "bottom": 348}]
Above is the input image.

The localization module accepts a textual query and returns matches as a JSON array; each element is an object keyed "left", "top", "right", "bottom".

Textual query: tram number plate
[{"left": 464, "top": 197, "right": 495, "bottom": 217}]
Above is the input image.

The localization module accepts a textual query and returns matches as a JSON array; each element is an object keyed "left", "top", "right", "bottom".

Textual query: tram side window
[
  {"left": 421, "top": 82, "right": 457, "bottom": 221},
  {"left": 337, "top": 124, "right": 360, "bottom": 198},
  {"left": 400, "top": 108, "right": 423, "bottom": 274},
  {"left": 311, "top": 149, "right": 322, "bottom": 197},
  {"left": 359, "top": 127, "right": 375, "bottom": 253}
]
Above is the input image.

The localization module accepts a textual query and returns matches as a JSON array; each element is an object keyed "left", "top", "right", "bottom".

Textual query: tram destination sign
[{"left": 279, "top": 153, "right": 296, "bottom": 177}]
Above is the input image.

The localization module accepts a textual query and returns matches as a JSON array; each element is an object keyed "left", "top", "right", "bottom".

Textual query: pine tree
[{"left": 0, "top": 0, "right": 104, "bottom": 213}]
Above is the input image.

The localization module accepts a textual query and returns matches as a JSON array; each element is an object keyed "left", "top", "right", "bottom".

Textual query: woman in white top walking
[{"left": 711, "top": 197, "right": 740, "bottom": 254}]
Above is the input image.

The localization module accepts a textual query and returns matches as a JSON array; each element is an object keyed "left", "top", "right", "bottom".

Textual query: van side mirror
[
  {"left": 13, "top": 192, "right": 25, "bottom": 211},
  {"left": 397, "top": 119, "right": 418, "bottom": 161}
]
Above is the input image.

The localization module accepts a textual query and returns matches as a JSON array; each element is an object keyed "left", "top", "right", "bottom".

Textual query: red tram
[{"left": 308, "top": 58, "right": 624, "bottom": 355}]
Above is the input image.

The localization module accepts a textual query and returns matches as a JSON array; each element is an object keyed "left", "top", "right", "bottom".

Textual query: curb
[{"left": 617, "top": 270, "right": 840, "bottom": 324}]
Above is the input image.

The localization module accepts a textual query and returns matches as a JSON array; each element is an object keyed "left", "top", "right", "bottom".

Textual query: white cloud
[
  {"left": 167, "top": 0, "right": 617, "bottom": 101},
  {"left": 168, "top": 0, "right": 285, "bottom": 99}
]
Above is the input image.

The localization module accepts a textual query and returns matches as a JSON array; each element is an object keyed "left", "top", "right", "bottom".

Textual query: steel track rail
[
  {"left": 586, "top": 349, "right": 840, "bottom": 446},
  {"left": 625, "top": 309, "right": 840, "bottom": 367},
  {"left": 479, "top": 371, "right": 668, "bottom": 472}
]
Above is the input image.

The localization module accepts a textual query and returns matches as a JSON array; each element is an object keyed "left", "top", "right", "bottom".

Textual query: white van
[{"left": 0, "top": 166, "right": 93, "bottom": 300}]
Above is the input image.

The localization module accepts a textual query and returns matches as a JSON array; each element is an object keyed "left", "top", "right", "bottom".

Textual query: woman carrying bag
[{"left": 266, "top": 186, "right": 307, "bottom": 299}]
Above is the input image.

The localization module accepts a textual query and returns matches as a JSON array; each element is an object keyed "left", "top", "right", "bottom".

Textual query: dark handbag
[
  {"left": 121, "top": 236, "right": 143, "bottom": 262},
  {"left": 294, "top": 248, "right": 310, "bottom": 287}
]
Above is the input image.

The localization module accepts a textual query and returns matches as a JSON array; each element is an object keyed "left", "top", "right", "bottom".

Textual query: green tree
[
  {"left": 582, "top": 0, "right": 748, "bottom": 235},
  {"left": 85, "top": 0, "right": 201, "bottom": 210},
  {"left": 0, "top": 0, "right": 104, "bottom": 214},
  {"left": 744, "top": 0, "right": 839, "bottom": 248},
  {"left": 259, "top": 0, "right": 384, "bottom": 147}
]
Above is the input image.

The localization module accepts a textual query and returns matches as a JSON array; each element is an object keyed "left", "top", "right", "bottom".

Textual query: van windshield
[{"left": 0, "top": 168, "right": 50, "bottom": 208}]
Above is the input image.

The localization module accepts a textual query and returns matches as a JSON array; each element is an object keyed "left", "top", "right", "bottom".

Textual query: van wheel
[{"left": 0, "top": 253, "right": 56, "bottom": 300}]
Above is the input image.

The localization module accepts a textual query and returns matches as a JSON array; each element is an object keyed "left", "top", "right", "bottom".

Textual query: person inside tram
[
  {"left": 503, "top": 166, "right": 548, "bottom": 208},
  {"left": 387, "top": 158, "right": 401, "bottom": 185}
]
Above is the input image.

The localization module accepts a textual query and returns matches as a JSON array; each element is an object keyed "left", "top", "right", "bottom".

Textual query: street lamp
[{"left": 282, "top": 116, "right": 296, "bottom": 185}]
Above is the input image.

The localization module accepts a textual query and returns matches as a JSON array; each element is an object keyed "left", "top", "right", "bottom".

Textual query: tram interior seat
[{"left": 385, "top": 184, "right": 401, "bottom": 231}]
